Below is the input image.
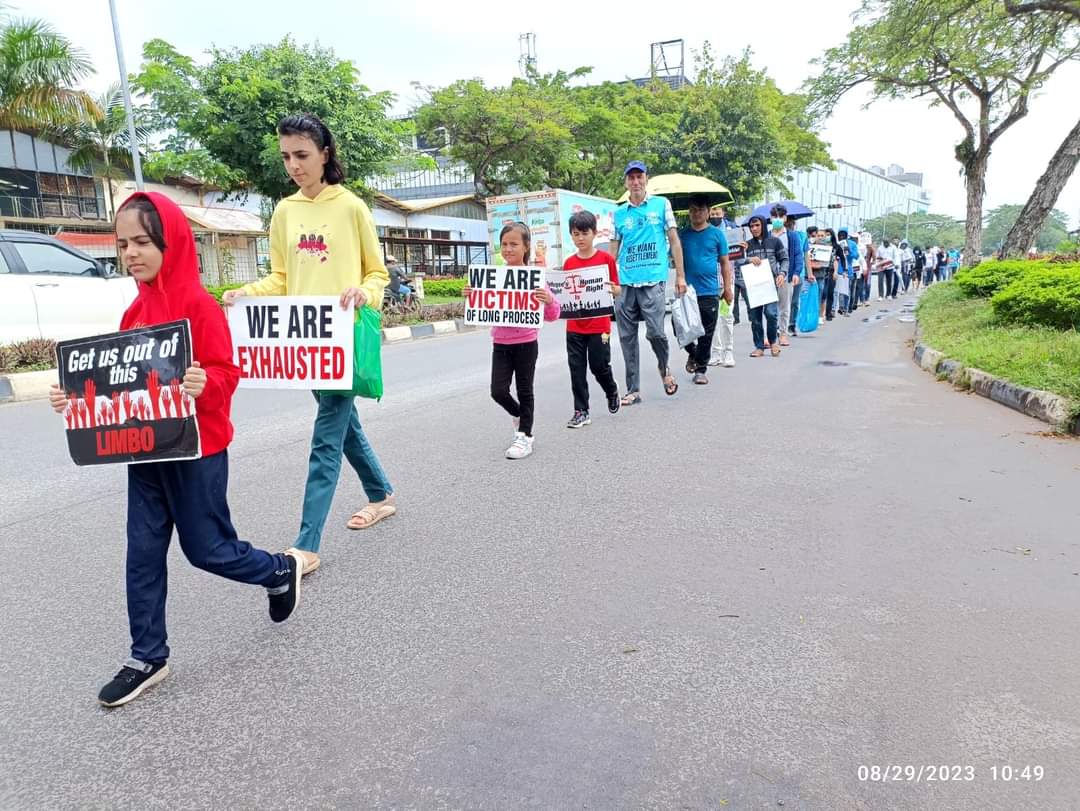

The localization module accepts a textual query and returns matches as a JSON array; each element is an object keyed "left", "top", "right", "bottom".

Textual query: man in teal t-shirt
[
  {"left": 610, "top": 160, "right": 687, "bottom": 402},
  {"left": 678, "top": 195, "right": 732, "bottom": 383}
]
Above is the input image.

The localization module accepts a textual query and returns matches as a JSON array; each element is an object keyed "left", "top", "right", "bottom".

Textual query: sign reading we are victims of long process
[
  {"left": 227, "top": 296, "right": 353, "bottom": 389},
  {"left": 55, "top": 320, "right": 200, "bottom": 466},
  {"left": 463, "top": 265, "right": 546, "bottom": 328}
]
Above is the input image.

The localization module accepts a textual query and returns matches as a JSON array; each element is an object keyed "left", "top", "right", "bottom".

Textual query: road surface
[{"left": 1, "top": 295, "right": 1078, "bottom": 809}]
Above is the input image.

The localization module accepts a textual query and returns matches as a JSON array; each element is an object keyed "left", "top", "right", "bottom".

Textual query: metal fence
[
  {"left": 380, "top": 236, "right": 489, "bottom": 278},
  {"left": 0, "top": 193, "right": 106, "bottom": 221},
  {"left": 0, "top": 217, "right": 268, "bottom": 286}
]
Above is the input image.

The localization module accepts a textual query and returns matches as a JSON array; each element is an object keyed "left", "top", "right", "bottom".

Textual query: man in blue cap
[{"left": 610, "top": 160, "right": 687, "bottom": 403}]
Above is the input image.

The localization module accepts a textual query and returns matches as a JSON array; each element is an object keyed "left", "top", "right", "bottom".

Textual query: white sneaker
[
  {"left": 722, "top": 350, "right": 735, "bottom": 368},
  {"left": 708, "top": 356, "right": 722, "bottom": 367},
  {"left": 505, "top": 432, "right": 533, "bottom": 459},
  {"left": 877, "top": 295, "right": 883, "bottom": 301}
]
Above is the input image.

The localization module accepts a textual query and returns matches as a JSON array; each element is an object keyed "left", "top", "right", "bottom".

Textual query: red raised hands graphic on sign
[
  {"left": 77, "top": 399, "right": 88, "bottom": 429},
  {"left": 122, "top": 390, "right": 132, "bottom": 422},
  {"left": 162, "top": 387, "right": 173, "bottom": 419},
  {"left": 169, "top": 378, "right": 182, "bottom": 418},
  {"left": 111, "top": 391, "right": 121, "bottom": 425},
  {"left": 146, "top": 370, "right": 161, "bottom": 420},
  {"left": 67, "top": 392, "right": 78, "bottom": 428},
  {"left": 83, "top": 380, "right": 97, "bottom": 428}
]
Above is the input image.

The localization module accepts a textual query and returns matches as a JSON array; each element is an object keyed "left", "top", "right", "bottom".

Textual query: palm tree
[
  {"left": 0, "top": 9, "right": 97, "bottom": 129},
  {"left": 56, "top": 83, "right": 150, "bottom": 214}
]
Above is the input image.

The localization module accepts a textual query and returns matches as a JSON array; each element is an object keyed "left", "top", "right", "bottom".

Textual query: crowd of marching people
[
  {"left": 478, "top": 160, "right": 965, "bottom": 462},
  {"left": 48, "top": 116, "right": 965, "bottom": 710}
]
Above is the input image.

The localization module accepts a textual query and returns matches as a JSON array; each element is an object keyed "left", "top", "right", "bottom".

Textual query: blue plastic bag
[{"left": 797, "top": 280, "right": 820, "bottom": 334}]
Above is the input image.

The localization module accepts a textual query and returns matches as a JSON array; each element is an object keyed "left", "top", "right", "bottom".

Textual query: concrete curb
[
  {"left": 381, "top": 319, "right": 477, "bottom": 344},
  {"left": 0, "top": 369, "right": 56, "bottom": 404},
  {"left": 912, "top": 340, "right": 1078, "bottom": 434}
]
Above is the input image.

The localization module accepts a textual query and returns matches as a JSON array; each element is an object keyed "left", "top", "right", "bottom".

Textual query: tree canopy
[
  {"left": 983, "top": 204, "right": 1071, "bottom": 253},
  {"left": 133, "top": 37, "right": 406, "bottom": 199},
  {"left": 861, "top": 211, "right": 967, "bottom": 249},
  {"left": 0, "top": 11, "right": 97, "bottom": 130},
  {"left": 807, "top": 0, "right": 1080, "bottom": 264},
  {"left": 415, "top": 44, "right": 832, "bottom": 205}
]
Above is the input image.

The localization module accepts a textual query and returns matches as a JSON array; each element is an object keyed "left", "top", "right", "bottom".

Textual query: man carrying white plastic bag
[{"left": 677, "top": 195, "right": 733, "bottom": 384}]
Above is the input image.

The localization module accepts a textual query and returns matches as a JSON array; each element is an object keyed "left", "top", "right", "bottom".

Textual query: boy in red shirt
[{"left": 562, "top": 211, "right": 621, "bottom": 428}]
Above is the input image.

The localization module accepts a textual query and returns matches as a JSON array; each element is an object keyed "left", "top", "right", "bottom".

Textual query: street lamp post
[{"left": 108, "top": 0, "right": 144, "bottom": 191}]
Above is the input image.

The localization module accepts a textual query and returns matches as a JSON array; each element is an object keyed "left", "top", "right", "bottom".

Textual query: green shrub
[
  {"left": 991, "top": 267, "right": 1080, "bottom": 330},
  {"left": 422, "top": 278, "right": 466, "bottom": 298},
  {"left": 954, "top": 260, "right": 1048, "bottom": 297},
  {"left": 0, "top": 338, "right": 57, "bottom": 373},
  {"left": 205, "top": 283, "right": 245, "bottom": 303}
]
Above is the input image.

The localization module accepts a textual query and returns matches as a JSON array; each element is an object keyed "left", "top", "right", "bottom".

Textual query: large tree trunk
[
  {"left": 963, "top": 155, "right": 988, "bottom": 266},
  {"left": 1001, "top": 115, "right": 1080, "bottom": 257}
]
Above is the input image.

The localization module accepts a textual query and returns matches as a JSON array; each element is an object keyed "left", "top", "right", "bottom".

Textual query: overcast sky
[{"left": 25, "top": 0, "right": 1080, "bottom": 227}]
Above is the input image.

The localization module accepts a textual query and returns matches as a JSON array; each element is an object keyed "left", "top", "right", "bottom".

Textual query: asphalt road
[{"left": 2, "top": 293, "right": 1078, "bottom": 810}]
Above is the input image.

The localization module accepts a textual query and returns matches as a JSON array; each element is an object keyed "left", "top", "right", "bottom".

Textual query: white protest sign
[
  {"left": 810, "top": 244, "right": 834, "bottom": 264},
  {"left": 545, "top": 265, "right": 614, "bottom": 320},
  {"left": 227, "top": 296, "right": 354, "bottom": 389},
  {"left": 743, "top": 259, "right": 779, "bottom": 309},
  {"left": 464, "top": 265, "right": 546, "bottom": 328}
]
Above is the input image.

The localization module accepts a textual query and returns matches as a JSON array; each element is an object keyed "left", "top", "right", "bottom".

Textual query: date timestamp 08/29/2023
[{"left": 857, "top": 765, "right": 1045, "bottom": 782}]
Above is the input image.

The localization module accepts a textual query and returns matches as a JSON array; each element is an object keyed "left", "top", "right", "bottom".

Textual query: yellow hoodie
[{"left": 240, "top": 184, "right": 388, "bottom": 308}]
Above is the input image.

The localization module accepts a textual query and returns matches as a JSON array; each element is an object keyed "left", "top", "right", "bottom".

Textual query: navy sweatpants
[{"left": 126, "top": 450, "right": 290, "bottom": 664}]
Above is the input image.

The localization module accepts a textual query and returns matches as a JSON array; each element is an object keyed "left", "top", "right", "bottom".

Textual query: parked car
[{"left": 0, "top": 230, "right": 137, "bottom": 344}]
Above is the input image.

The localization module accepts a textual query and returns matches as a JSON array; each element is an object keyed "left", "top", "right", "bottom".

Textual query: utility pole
[{"left": 109, "top": 0, "right": 144, "bottom": 191}]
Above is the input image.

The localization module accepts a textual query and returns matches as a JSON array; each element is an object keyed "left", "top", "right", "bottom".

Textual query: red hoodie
[{"left": 119, "top": 192, "right": 237, "bottom": 457}]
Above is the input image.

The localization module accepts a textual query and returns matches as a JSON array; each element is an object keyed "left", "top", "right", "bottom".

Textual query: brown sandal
[
  {"left": 749, "top": 349, "right": 765, "bottom": 357},
  {"left": 284, "top": 547, "right": 320, "bottom": 576},
  {"left": 347, "top": 496, "right": 397, "bottom": 530},
  {"left": 770, "top": 346, "right": 782, "bottom": 357}
]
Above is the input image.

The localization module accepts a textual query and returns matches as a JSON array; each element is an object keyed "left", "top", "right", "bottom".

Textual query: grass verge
[{"left": 917, "top": 283, "right": 1080, "bottom": 408}]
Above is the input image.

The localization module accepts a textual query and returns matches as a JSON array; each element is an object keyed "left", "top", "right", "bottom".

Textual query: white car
[{"left": 0, "top": 230, "right": 137, "bottom": 344}]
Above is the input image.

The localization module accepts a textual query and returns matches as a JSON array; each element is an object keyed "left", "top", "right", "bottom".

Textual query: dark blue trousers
[{"left": 126, "top": 450, "right": 289, "bottom": 664}]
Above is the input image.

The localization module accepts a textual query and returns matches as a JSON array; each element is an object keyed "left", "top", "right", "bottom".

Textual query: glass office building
[{"left": 762, "top": 160, "right": 931, "bottom": 235}]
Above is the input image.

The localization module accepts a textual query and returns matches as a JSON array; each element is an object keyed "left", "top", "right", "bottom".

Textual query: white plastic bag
[{"left": 672, "top": 284, "right": 706, "bottom": 347}]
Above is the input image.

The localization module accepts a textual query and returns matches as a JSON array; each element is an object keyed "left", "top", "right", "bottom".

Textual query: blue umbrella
[{"left": 741, "top": 200, "right": 814, "bottom": 224}]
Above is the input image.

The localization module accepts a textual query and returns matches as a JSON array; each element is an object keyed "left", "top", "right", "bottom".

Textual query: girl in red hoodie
[{"left": 48, "top": 193, "right": 303, "bottom": 708}]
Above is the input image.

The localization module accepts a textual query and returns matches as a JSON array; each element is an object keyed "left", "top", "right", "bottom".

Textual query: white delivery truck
[{"left": 485, "top": 189, "right": 618, "bottom": 270}]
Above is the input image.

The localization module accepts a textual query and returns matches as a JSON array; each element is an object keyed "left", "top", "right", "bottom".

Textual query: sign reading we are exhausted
[
  {"left": 227, "top": 296, "right": 354, "bottom": 389},
  {"left": 463, "top": 265, "right": 545, "bottom": 328}
]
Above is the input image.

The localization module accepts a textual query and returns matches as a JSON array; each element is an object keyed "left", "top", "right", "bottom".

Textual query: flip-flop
[
  {"left": 347, "top": 499, "right": 397, "bottom": 530},
  {"left": 620, "top": 392, "right": 642, "bottom": 406},
  {"left": 749, "top": 349, "right": 765, "bottom": 357},
  {"left": 662, "top": 371, "right": 678, "bottom": 396}
]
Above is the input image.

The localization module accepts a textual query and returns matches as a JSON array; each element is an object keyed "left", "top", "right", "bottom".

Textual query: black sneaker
[
  {"left": 98, "top": 660, "right": 170, "bottom": 707},
  {"left": 607, "top": 391, "right": 621, "bottom": 414},
  {"left": 267, "top": 551, "right": 302, "bottom": 623},
  {"left": 566, "top": 410, "right": 591, "bottom": 429}
]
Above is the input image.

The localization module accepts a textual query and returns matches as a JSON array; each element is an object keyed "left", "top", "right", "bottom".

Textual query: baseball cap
[{"left": 624, "top": 160, "right": 647, "bottom": 175}]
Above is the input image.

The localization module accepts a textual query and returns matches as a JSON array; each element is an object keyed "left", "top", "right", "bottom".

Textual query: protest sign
[
  {"left": 725, "top": 226, "right": 748, "bottom": 262},
  {"left": 55, "top": 320, "right": 199, "bottom": 466},
  {"left": 810, "top": 244, "right": 834, "bottom": 264},
  {"left": 463, "top": 265, "right": 546, "bottom": 328},
  {"left": 227, "top": 296, "right": 354, "bottom": 389},
  {"left": 545, "top": 265, "right": 614, "bottom": 320},
  {"left": 743, "top": 259, "right": 780, "bottom": 309}
]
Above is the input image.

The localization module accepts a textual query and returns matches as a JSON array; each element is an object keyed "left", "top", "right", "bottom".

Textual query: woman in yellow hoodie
[{"left": 224, "top": 113, "right": 394, "bottom": 575}]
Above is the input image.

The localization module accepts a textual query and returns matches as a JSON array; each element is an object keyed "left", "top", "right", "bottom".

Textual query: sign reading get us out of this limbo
[{"left": 227, "top": 296, "right": 354, "bottom": 389}]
